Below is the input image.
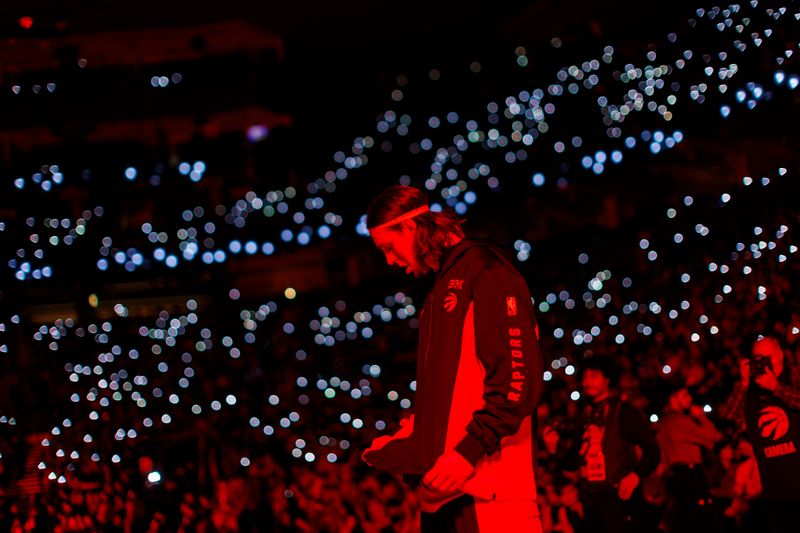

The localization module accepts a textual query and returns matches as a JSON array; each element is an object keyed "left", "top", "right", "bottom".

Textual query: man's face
[
  {"left": 581, "top": 369, "right": 610, "bottom": 399},
  {"left": 370, "top": 222, "right": 425, "bottom": 277},
  {"left": 753, "top": 337, "right": 784, "bottom": 376}
]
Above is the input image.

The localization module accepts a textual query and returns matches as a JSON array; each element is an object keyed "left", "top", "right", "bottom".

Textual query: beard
[{"left": 411, "top": 237, "right": 433, "bottom": 276}]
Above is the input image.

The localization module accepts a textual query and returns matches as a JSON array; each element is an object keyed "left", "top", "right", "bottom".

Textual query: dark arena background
[{"left": 0, "top": 1, "right": 799, "bottom": 531}]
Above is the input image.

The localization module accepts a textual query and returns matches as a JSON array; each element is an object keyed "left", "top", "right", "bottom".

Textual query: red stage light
[{"left": 19, "top": 16, "right": 33, "bottom": 29}]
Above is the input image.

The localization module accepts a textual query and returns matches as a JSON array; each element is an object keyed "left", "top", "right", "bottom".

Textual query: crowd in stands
[
  {"left": 1, "top": 186, "right": 797, "bottom": 532},
  {"left": 2, "top": 0, "right": 798, "bottom": 529}
]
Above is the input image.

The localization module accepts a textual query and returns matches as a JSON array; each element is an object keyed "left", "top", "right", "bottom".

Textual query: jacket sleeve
[
  {"left": 453, "top": 259, "right": 544, "bottom": 467},
  {"left": 773, "top": 382, "right": 800, "bottom": 411},
  {"left": 719, "top": 382, "right": 747, "bottom": 429}
]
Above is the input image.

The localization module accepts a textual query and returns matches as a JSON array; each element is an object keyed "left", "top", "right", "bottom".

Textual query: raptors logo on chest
[
  {"left": 759, "top": 406, "right": 790, "bottom": 441},
  {"left": 444, "top": 292, "right": 458, "bottom": 312}
]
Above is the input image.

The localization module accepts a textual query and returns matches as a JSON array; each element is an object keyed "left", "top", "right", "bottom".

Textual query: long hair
[{"left": 367, "top": 185, "right": 464, "bottom": 272}]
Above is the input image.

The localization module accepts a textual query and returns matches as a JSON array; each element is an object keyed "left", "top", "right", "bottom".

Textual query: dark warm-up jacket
[{"left": 363, "top": 237, "right": 544, "bottom": 512}]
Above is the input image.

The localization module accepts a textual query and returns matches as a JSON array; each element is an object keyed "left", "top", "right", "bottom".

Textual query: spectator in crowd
[
  {"left": 558, "top": 482, "right": 586, "bottom": 533},
  {"left": 722, "top": 438, "right": 764, "bottom": 531},
  {"left": 544, "top": 355, "right": 660, "bottom": 532},
  {"left": 539, "top": 480, "right": 581, "bottom": 533},
  {"left": 657, "top": 383, "right": 723, "bottom": 532},
  {"left": 1, "top": 182, "right": 796, "bottom": 532},
  {"left": 720, "top": 336, "right": 800, "bottom": 533}
]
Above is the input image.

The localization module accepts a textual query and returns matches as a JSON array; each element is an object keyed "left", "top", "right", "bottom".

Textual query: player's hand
[
  {"left": 617, "top": 472, "right": 640, "bottom": 501},
  {"left": 755, "top": 366, "right": 778, "bottom": 391},
  {"left": 422, "top": 450, "right": 475, "bottom": 493}
]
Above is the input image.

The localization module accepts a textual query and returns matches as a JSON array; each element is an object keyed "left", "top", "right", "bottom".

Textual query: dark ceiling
[{"left": 3, "top": 0, "right": 683, "bottom": 52}]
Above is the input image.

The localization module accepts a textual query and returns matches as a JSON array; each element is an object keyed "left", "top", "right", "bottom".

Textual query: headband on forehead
[{"left": 368, "top": 205, "right": 430, "bottom": 234}]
